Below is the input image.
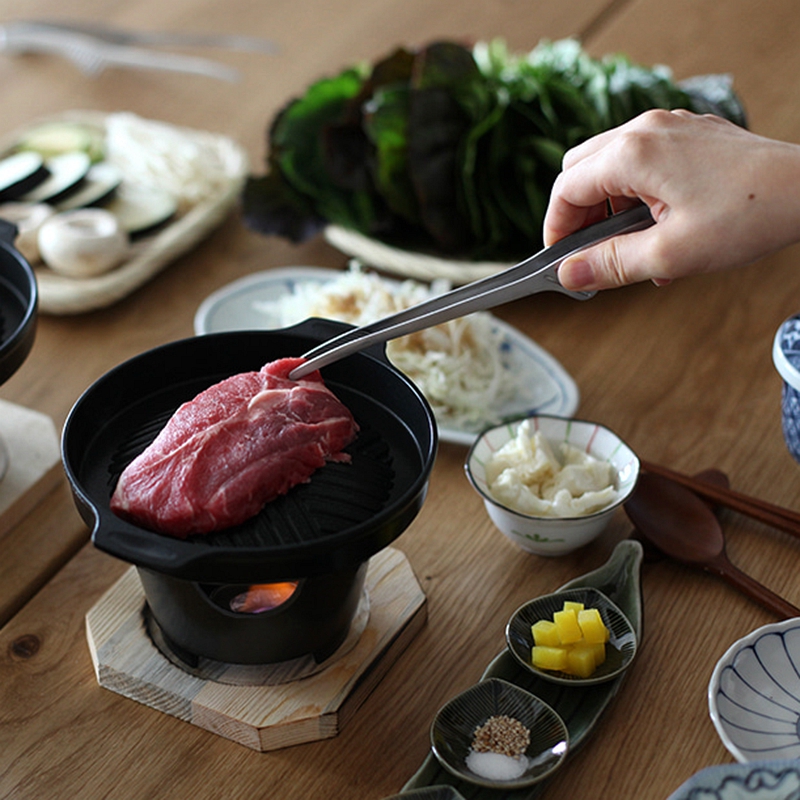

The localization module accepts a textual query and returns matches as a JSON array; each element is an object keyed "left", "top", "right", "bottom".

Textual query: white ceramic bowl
[
  {"left": 709, "top": 618, "right": 800, "bottom": 763},
  {"left": 465, "top": 415, "right": 639, "bottom": 556}
]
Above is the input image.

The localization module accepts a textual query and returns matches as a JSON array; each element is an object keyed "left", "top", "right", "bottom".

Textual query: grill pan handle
[{"left": 93, "top": 517, "right": 185, "bottom": 569}]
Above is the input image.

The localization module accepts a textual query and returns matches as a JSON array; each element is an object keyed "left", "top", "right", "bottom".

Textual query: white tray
[
  {"left": 324, "top": 224, "right": 513, "bottom": 285},
  {"left": 1, "top": 111, "right": 249, "bottom": 315}
]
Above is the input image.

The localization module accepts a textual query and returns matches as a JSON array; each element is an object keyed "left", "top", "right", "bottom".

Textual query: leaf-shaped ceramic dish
[{"left": 399, "top": 539, "right": 643, "bottom": 799}]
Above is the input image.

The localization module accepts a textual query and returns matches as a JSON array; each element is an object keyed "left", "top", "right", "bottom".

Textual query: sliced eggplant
[
  {"left": 55, "top": 162, "right": 122, "bottom": 211},
  {"left": 16, "top": 121, "right": 105, "bottom": 162},
  {"left": 20, "top": 151, "right": 92, "bottom": 204},
  {"left": 104, "top": 182, "right": 177, "bottom": 238},
  {"left": 0, "top": 152, "right": 49, "bottom": 202}
]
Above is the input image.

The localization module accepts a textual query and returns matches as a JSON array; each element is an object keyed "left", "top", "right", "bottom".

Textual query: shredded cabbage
[{"left": 254, "top": 263, "right": 521, "bottom": 429}]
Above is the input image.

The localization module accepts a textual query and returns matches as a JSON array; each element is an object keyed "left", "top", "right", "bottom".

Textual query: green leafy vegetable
[{"left": 242, "top": 38, "right": 745, "bottom": 261}]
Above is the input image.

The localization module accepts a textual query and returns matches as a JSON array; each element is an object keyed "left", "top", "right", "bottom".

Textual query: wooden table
[{"left": 3, "top": 0, "right": 800, "bottom": 797}]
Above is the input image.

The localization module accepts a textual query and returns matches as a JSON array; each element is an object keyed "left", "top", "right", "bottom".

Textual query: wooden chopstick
[{"left": 640, "top": 460, "right": 800, "bottom": 538}]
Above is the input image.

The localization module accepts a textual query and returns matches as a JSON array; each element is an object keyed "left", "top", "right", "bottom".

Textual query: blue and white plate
[
  {"left": 194, "top": 268, "right": 579, "bottom": 446},
  {"left": 709, "top": 618, "right": 800, "bottom": 764},
  {"left": 667, "top": 760, "right": 800, "bottom": 800}
]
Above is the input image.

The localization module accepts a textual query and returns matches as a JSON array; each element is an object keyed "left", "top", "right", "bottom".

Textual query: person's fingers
[
  {"left": 543, "top": 200, "right": 605, "bottom": 246},
  {"left": 545, "top": 109, "right": 708, "bottom": 247},
  {"left": 543, "top": 142, "right": 648, "bottom": 245},
  {"left": 557, "top": 225, "right": 678, "bottom": 290}
]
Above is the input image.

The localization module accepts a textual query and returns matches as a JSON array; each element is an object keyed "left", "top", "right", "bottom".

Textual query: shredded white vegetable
[
  {"left": 254, "top": 263, "right": 521, "bottom": 429},
  {"left": 104, "top": 112, "right": 232, "bottom": 211}
]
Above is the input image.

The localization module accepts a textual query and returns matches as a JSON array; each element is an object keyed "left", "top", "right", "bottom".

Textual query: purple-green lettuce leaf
[
  {"left": 402, "top": 43, "right": 481, "bottom": 251},
  {"left": 253, "top": 67, "right": 383, "bottom": 235},
  {"left": 363, "top": 85, "right": 419, "bottom": 225},
  {"left": 240, "top": 171, "right": 325, "bottom": 242}
]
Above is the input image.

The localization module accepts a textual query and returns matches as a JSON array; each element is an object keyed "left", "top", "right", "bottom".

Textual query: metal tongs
[{"left": 289, "top": 204, "right": 655, "bottom": 379}]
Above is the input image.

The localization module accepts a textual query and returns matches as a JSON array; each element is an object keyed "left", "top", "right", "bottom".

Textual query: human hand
[{"left": 544, "top": 109, "right": 800, "bottom": 290}]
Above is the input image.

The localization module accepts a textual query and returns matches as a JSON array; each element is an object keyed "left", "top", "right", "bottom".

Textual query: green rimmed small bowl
[{"left": 506, "top": 587, "right": 638, "bottom": 686}]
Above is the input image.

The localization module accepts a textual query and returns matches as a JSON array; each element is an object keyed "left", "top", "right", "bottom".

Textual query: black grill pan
[
  {"left": 62, "top": 319, "right": 437, "bottom": 583},
  {"left": 0, "top": 220, "right": 37, "bottom": 385}
]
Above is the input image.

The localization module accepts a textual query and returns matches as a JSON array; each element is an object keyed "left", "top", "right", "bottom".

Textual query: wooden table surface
[{"left": 3, "top": 0, "right": 800, "bottom": 797}]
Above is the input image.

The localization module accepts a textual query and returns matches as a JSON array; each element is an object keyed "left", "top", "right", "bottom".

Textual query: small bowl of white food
[{"left": 465, "top": 414, "right": 639, "bottom": 556}]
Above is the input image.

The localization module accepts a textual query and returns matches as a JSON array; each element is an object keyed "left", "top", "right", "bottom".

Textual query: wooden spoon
[
  {"left": 625, "top": 472, "right": 800, "bottom": 619},
  {"left": 630, "top": 468, "right": 729, "bottom": 560}
]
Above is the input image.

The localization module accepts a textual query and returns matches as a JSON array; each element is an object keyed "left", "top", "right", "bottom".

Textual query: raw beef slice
[{"left": 110, "top": 357, "right": 359, "bottom": 537}]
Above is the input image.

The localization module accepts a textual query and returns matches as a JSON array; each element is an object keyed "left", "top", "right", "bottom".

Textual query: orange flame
[{"left": 230, "top": 581, "right": 299, "bottom": 614}]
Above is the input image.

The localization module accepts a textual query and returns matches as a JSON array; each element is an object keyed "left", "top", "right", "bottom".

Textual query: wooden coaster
[
  {"left": 0, "top": 399, "right": 61, "bottom": 537},
  {"left": 85, "top": 547, "right": 427, "bottom": 751}
]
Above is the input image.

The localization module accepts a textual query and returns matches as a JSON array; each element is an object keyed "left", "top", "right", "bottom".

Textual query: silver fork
[
  {"left": 0, "top": 21, "right": 243, "bottom": 81},
  {"left": 17, "top": 19, "right": 278, "bottom": 54}
]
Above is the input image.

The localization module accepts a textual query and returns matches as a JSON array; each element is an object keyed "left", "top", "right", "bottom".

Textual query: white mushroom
[{"left": 38, "top": 209, "right": 129, "bottom": 278}]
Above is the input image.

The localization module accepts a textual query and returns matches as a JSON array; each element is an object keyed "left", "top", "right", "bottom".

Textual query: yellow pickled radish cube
[
  {"left": 589, "top": 642, "right": 606, "bottom": 666},
  {"left": 563, "top": 601, "right": 584, "bottom": 614},
  {"left": 553, "top": 608, "right": 582, "bottom": 644},
  {"left": 567, "top": 644, "right": 599, "bottom": 678},
  {"left": 578, "top": 608, "right": 609, "bottom": 645},
  {"left": 531, "top": 619, "right": 561, "bottom": 647},
  {"left": 532, "top": 645, "right": 568, "bottom": 672}
]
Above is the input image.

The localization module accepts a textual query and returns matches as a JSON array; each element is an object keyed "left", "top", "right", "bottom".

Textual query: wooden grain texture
[
  {"left": 0, "top": 400, "right": 60, "bottom": 538},
  {"left": 0, "top": 0, "right": 799, "bottom": 798}
]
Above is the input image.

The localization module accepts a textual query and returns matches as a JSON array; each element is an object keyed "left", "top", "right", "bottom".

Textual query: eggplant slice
[
  {"left": 0, "top": 152, "right": 49, "bottom": 202},
  {"left": 19, "top": 151, "right": 91, "bottom": 204},
  {"left": 62, "top": 320, "right": 438, "bottom": 583},
  {"left": 55, "top": 161, "right": 122, "bottom": 211}
]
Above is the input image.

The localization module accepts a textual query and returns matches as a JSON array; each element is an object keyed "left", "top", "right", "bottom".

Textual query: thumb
[{"left": 557, "top": 231, "right": 665, "bottom": 291}]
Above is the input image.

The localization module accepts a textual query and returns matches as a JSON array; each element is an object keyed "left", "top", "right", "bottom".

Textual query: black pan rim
[{"left": 0, "top": 227, "right": 38, "bottom": 385}]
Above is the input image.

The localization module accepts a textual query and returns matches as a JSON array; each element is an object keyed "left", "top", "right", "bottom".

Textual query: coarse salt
[{"left": 466, "top": 749, "right": 529, "bottom": 782}]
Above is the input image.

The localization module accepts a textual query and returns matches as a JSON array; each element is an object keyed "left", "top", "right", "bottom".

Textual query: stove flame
[{"left": 229, "top": 581, "right": 299, "bottom": 614}]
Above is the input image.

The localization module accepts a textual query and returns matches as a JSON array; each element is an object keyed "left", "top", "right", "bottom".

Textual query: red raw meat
[{"left": 110, "top": 357, "right": 358, "bottom": 537}]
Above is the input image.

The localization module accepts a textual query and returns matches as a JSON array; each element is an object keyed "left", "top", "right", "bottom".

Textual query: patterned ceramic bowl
[
  {"left": 709, "top": 618, "right": 800, "bottom": 762},
  {"left": 430, "top": 678, "right": 569, "bottom": 790},
  {"left": 505, "top": 587, "right": 638, "bottom": 685},
  {"left": 465, "top": 415, "right": 639, "bottom": 556},
  {"left": 666, "top": 760, "right": 800, "bottom": 800},
  {"left": 772, "top": 314, "right": 800, "bottom": 462}
]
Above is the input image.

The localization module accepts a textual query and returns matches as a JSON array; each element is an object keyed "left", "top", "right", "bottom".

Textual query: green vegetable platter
[{"left": 243, "top": 38, "right": 744, "bottom": 276}]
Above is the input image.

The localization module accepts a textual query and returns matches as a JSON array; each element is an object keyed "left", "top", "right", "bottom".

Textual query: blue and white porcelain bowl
[
  {"left": 709, "top": 618, "right": 800, "bottom": 763},
  {"left": 772, "top": 314, "right": 800, "bottom": 462},
  {"left": 667, "top": 760, "right": 800, "bottom": 800}
]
